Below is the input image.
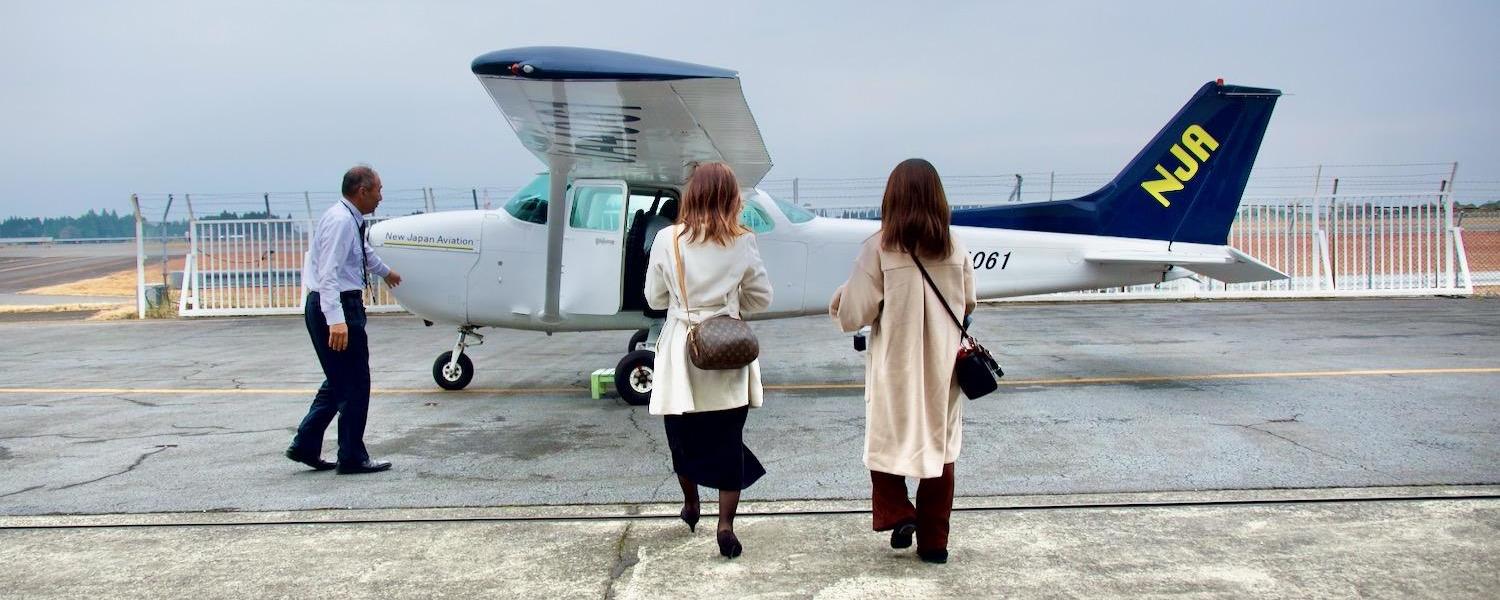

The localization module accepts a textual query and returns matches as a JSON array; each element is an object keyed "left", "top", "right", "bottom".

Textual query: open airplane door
[{"left": 561, "top": 179, "right": 629, "bottom": 315}]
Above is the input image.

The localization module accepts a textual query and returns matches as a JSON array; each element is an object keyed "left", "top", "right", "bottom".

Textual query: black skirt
[{"left": 663, "top": 405, "right": 765, "bottom": 491}]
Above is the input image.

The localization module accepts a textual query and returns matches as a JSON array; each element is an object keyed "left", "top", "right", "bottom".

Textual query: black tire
[
  {"left": 627, "top": 328, "right": 649, "bottom": 353},
  {"left": 432, "top": 351, "right": 474, "bottom": 390},
  {"left": 615, "top": 349, "right": 655, "bottom": 406}
]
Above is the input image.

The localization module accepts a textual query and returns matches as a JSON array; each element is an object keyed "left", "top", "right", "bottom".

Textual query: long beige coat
[
  {"left": 645, "top": 225, "right": 773, "bottom": 416},
  {"left": 831, "top": 235, "right": 976, "bottom": 479}
]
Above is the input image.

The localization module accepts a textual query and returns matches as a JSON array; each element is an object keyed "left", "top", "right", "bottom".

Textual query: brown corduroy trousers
[{"left": 870, "top": 462, "right": 955, "bottom": 552}]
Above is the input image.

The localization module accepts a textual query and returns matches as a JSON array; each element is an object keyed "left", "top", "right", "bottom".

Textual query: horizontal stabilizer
[
  {"left": 1190, "top": 248, "right": 1289, "bottom": 283},
  {"left": 1083, "top": 250, "right": 1233, "bottom": 266},
  {"left": 1085, "top": 247, "right": 1288, "bottom": 284}
]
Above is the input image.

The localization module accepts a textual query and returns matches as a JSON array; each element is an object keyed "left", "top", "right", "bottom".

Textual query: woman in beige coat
[
  {"left": 645, "top": 162, "right": 773, "bottom": 559},
  {"left": 831, "top": 158, "right": 975, "bottom": 564}
]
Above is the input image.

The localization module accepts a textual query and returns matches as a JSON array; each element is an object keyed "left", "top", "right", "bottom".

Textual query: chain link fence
[{"left": 124, "top": 162, "right": 1499, "bottom": 316}]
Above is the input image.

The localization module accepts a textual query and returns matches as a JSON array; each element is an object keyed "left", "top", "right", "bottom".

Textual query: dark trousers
[
  {"left": 289, "top": 291, "right": 370, "bottom": 465},
  {"left": 871, "top": 463, "right": 956, "bottom": 552}
]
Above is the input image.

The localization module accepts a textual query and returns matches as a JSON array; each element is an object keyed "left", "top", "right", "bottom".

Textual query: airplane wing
[
  {"left": 1084, "top": 247, "right": 1288, "bottom": 284},
  {"left": 472, "top": 47, "right": 773, "bottom": 186}
]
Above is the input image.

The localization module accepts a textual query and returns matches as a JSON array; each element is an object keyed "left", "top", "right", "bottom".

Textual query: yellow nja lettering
[
  {"left": 1139, "top": 124, "right": 1218, "bottom": 208},
  {"left": 1169, "top": 145, "right": 1198, "bottom": 181},
  {"left": 1181, "top": 124, "right": 1218, "bottom": 160},
  {"left": 1142, "top": 165, "right": 1185, "bottom": 207}
]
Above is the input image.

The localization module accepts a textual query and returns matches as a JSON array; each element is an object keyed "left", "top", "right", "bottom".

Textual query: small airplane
[{"left": 369, "top": 46, "right": 1287, "bottom": 405}]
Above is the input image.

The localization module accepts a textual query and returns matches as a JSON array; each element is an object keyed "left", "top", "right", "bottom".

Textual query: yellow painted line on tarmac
[
  {"left": 1, "top": 367, "right": 1497, "bottom": 397},
  {"left": 772, "top": 367, "right": 1500, "bottom": 390}
]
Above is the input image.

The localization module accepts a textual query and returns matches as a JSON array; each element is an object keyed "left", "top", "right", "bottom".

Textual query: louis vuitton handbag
[
  {"left": 911, "top": 252, "right": 1004, "bottom": 399},
  {"left": 673, "top": 226, "right": 760, "bottom": 370}
]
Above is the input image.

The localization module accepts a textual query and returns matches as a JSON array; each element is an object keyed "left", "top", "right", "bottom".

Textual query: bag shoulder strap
[
  {"left": 910, "top": 251, "right": 969, "bottom": 339},
  {"left": 672, "top": 225, "right": 691, "bottom": 316}
]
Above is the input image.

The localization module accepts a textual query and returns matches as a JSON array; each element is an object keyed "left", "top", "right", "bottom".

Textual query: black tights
[{"left": 678, "top": 474, "right": 740, "bottom": 532}]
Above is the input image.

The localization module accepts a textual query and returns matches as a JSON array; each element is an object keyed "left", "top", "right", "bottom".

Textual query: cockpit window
[
  {"left": 740, "top": 202, "right": 775, "bottom": 234},
  {"left": 503, "top": 174, "right": 551, "bottom": 224},
  {"left": 767, "top": 192, "right": 816, "bottom": 223}
]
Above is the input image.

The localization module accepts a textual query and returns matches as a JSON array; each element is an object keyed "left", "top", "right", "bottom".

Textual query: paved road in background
[{"left": 0, "top": 243, "right": 187, "bottom": 298}]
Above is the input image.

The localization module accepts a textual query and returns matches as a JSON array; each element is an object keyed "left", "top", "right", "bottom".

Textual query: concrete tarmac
[
  {"left": 1, "top": 298, "right": 1496, "bottom": 597},
  {"left": 1, "top": 488, "right": 1496, "bottom": 599},
  {"left": 0, "top": 298, "right": 1496, "bottom": 515}
]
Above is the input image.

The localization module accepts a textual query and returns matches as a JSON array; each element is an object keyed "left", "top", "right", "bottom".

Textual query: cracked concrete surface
[
  {"left": 52, "top": 445, "right": 174, "bottom": 491},
  {"left": 1, "top": 493, "right": 1496, "bottom": 599},
  {"left": 0, "top": 299, "right": 1495, "bottom": 521}
]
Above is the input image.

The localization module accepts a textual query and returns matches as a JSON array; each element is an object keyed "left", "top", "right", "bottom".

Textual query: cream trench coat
[
  {"left": 645, "top": 225, "right": 773, "bottom": 416},
  {"left": 831, "top": 235, "right": 976, "bottom": 479}
]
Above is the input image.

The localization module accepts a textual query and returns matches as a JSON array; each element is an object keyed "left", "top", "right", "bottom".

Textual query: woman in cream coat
[
  {"left": 645, "top": 162, "right": 773, "bottom": 559},
  {"left": 831, "top": 158, "right": 975, "bottom": 564}
]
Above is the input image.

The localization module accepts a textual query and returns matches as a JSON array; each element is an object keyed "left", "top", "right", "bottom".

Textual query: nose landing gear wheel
[
  {"left": 627, "top": 328, "right": 649, "bottom": 353},
  {"left": 433, "top": 351, "right": 474, "bottom": 390},
  {"left": 615, "top": 349, "right": 655, "bottom": 406}
]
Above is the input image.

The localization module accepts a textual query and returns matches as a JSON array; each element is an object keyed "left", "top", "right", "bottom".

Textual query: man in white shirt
[{"left": 285, "top": 165, "right": 402, "bottom": 474}]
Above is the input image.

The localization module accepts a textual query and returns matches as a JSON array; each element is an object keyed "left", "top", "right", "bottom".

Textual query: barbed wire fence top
[{"left": 119, "top": 161, "right": 1498, "bottom": 223}]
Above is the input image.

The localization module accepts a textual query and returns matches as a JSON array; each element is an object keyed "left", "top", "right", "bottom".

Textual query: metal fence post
[
  {"left": 1311, "top": 195, "right": 1322, "bottom": 290},
  {"left": 303, "top": 191, "right": 314, "bottom": 220},
  {"left": 161, "top": 194, "right": 174, "bottom": 291},
  {"left": 471, "top": 188, "right": 479, "bottom": 210},
  {"left": 1445, "top": 162, "right": 1459, "bottom": 289},
  {"left": 792, "top": 178, "right": 799, "bottom": 206},
  {"left": 132, "top": 194, "right": 146, "bottom": 319}
]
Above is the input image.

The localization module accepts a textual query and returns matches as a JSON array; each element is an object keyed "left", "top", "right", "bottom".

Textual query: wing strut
[{"left": 542, "top": 160, "right": 570, "bottom": 324}]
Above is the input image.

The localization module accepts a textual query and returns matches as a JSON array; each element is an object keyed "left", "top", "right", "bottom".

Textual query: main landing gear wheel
[
  {"left": 433, "top": 351, "right": 474, "bottom": 390},
  {"left": 615, "top": 349, "right": 655, "bottom": 406},
  {"left": 627, "top": 328, "right": 649, "bottom": 353}
]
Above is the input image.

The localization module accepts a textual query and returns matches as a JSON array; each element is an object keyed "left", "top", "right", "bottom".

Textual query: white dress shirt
[{"left": 302, "top": 198, "right": 390, "bottom": 326}]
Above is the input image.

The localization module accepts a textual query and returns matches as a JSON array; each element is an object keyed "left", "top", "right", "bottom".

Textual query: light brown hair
[
  {"left": 880, "top": 158, "right": 953, "bottom": 260},
  {"left": 678, "top": 162, "right": 750, "bottom": 245}
]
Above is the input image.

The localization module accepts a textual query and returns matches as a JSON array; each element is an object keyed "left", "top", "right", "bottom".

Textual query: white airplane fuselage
[{"left": 370, "top": 188, "right": 1206, "bottom": 332}]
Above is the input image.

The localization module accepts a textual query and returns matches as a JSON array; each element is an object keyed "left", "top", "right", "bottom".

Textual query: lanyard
[{"left": 342, "top": 202, "right": 369, "bottom": 289}]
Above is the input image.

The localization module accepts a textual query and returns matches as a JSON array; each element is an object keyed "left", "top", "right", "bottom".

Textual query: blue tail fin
[{"left": 951, "top": 81, "right": 1280, "bottom": 246}]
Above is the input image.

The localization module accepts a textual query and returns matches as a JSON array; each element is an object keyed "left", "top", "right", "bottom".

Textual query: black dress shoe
[
  {"left": 890, "top": 521, "right": 916, "bottom": 549},
  {"left": 680, "top": 504, "right": 700, "bottom": 533},
  {"left": 284, "top": 448, "right": 335, "bottom": 471},
  {"left": 917, "top": 548, "right": 948, "bottom": 564},
  {"left": 717, "top": 530, "right": 742, "bottom": 559},
  {"left": 337, "top": 459, "right": 392, "bottom": 474}
]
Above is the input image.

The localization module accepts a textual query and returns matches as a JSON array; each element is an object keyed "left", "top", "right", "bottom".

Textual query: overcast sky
[{"left": 2, "top": 0, "right": 1497, "bottom": 217}]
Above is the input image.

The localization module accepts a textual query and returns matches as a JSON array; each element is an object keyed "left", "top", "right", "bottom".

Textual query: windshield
[
  {"left": 764, "top": 191, "right": 815, "bottom": 223},
  {"left": 503, "top": 174, "right": 551, "bottom": 224}
]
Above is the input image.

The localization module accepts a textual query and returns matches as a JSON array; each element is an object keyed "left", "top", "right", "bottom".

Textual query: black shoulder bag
[{"left": 911, "top": 252, "right": 1004, "bottom": 399}]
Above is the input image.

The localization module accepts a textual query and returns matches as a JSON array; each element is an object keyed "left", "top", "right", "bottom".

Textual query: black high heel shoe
[
  {"left": 717, "top": 530, "right": 743, "bottom": 558},
  {"left": 917, "top": 548, "right": 948, "bottom": 564},
  {"left": 680, "top": 504, "right": 700, "bottom": 532},
  {"left": 890, "top": 521, "right": 916, "bottom": 549}
]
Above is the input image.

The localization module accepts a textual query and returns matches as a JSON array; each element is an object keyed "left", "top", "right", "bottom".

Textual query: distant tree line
[{"left": 1, "top": 209, "right": 293, "bottom": 239}]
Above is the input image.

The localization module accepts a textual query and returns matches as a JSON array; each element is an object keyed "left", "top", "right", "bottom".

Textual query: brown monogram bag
[{"left": 673, "top": 226, "right": 759, "bottom": 370}]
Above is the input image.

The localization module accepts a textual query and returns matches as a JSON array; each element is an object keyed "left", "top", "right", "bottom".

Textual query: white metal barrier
[
  {"left": 169, "top": 194, "right": 1471, "bottom": 317},
  {"left": 814, "top": 193, "right": 1474, "bottom": 300},
  {"left": 178, "top": 219, "right": 399, "bottom": 317}
]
